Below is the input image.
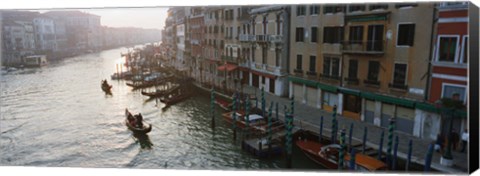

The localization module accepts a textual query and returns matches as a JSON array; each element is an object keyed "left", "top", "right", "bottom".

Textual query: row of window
[
  {"left": 295, "top": 3, "right": 417, "bottom": 16},
  {"left": 295, "top": 55, "right": 409, "bottom": 86},
  {"left": 294, "top": 23, "right": 415, "bottom": 46},
  {"left": 437, "top": 35, "right": 469, "bottom": 64}
]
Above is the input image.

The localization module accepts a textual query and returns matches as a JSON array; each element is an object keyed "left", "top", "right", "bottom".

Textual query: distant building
[
  {"left": 44, "top": 11, "right": 102, "bottom": 51},
  {"left": 33, "top": 15, "right": 57, "bottom": 52},
  {"left": 1, "top": 10, "right": 37, "bottom": 65}
]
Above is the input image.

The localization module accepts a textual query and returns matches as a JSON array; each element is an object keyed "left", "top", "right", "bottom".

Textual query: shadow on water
[{"left": 132, "top": 133, "right": 153, "bottom": 150}]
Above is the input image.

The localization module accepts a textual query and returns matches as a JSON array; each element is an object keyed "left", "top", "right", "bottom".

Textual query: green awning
[
  {"left": 360, "top": 92, "right": 376, "bottom": 100},
  {"left": 288, "top": 76, "right": 317, "bottom": 87},
  {"left": 317, "top": 82, "right": 338, "bottom": 93},
  {"left": 376, "top": 94, "right": 415, "bottom": 108},
  {"left": 454, "top": 111, "right": 467, "bottom": 119},
  {"left": 416, "top": 102, "right": 439, "bottom": 112},
  {"left": 360, "top": 92, "right": 415, "bottom": 108},
  {"left": 339, "top": 88, "right": 360, "bottom": 96}
]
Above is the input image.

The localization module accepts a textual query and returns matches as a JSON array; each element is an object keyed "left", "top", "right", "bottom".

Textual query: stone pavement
[{"left": 243, "top": 86, "right": 468, "bottom": 174}]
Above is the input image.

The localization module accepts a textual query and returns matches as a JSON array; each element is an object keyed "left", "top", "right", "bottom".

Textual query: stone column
[
  {"left": 302, "top": 84, "right": 306, "bottom": 104},
  {"left": 374, "top": 101, "right": 382, "bottom": 127},
  {"left": 317, "top": 87, "right": 322, "bottom": 109},
  {"left": 360, "top": 98, "right": 366, "bottom": 121},
  {"left": 337, "top": 93, "right": 344, "bottom": 115}
]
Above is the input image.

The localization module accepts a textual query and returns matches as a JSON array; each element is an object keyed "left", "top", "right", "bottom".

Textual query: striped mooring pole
[
  {"left": 267, "top": 102, "right": 273, "bottom": 154},
  {"left": 211, "top": 88, "right": 215, "bottom": 129},
  {"left": 424, "top": 144, "right": 434, "bottom": 171},
  {"left": 349, "top": 148, "right": 356, "bottom": 170},
  {"left": 331, "top": 105, "right": 337, "bottom": 144},
  {"left": 285, "top": 113, "right": 294, "bottom": 168},
  {"left": 406, "top": 139, "right": 413, "bottom": 171},
  {"left": 362, "top": 127, "right": 367, "bottom": 154},
  {"left": 290, "top": 96, "right": 294, "bottom": 115},
  {"left": 378, "top": 130, "right": 384, "bottom": 161},
  {"left": 386, "top": 118, "right": 395, "bottom": 168},
  {"left": 392, "top": 135, "right": 399, "bottom": 170},
  {"left": 338, "top": 128, "right": 346, "bottom": 170},
  {"left": 319, "top": 116, "right": 324, "bottom": 143}
]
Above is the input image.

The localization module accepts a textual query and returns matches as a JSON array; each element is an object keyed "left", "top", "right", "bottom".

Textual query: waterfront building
[
  {"left": 188, "top": 7, "right": 206, "bottom": 82},
  {"left": 164, "top": 8, "right": 177, "bottom": 68},
  {"left": 426, "top": 1, "right": 469, "bottom": 139},
  {"left": 201, "top": 7, "right": 225, "bottom": 88},
  {"left": 288, "top": 3, "right": 445, "bottom": 138},
  {"left": 241, "top": 5, "right": 290, "bottom": 96}
]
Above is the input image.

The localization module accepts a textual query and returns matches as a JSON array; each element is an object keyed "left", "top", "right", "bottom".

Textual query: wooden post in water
[
  {"left": 285, "top": 113, "right": 293, "bottom": 168},
  {"left": 393, "top": 135, "right": 399, "bottom": 170},
  {"left": 319, "top": 116, "right": 324, "bottom": 143},
  {"left": 349, "top": 148, "right": 356, "bottom": 170},
  {"left": 362, "top": 127, "right": 367, "bottom": 154},
  {"left": 424, "top": 144, "right": 434, "bottom": 172},
  {"left": 338, "top": 128, "right": 346, "bottom": 170},
  {"left": 378, "top": 130, "right": 384, "bottom": 161},
  {"left": 406, "top": 139, "right": 412, "bottom": 171},
  {"left": 211, "top": 88, "right": 215, "bottom": 129},
  {"left": 349, "top": 123, "right": 354, "bottom": 150},
  {"left": 290, "top": 96, "right": 294, "bottom": 115},
  {"left": 232, "top": 92, "right": 237, "bottom": 141},
  {"left": 255, "top": 95, "right": 258, "bottom": 109}
]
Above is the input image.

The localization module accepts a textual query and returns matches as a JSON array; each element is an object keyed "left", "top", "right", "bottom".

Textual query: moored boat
[
  {"left": 160, "top": 90, "right": 193, "bottom": 106},
  {"left": 140, "top": 84, "right": 180, "bottom": 98},
  {"left": 296, "top": 139, "right": 388, "bottom": 171}
]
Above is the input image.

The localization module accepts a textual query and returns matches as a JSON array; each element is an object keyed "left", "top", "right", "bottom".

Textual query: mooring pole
[
  {"left": 245, "top": 97, "right": 250, "bottom": 138},
  {"left": 319, "top": 116, "right": 324, "bottom": 143},
  {"left": 275, "top": 102, "right": 279, "bottom": 121},
  {"left": 424, "top": 144, "right": 434, "bottom": 172},
  {"left": 261, "top": 87, "right": 265, "bottom": 118},
  {"left": 349, "top": 123, "right": 354, "bottom": 150},
  {"left": 349, "top": 148, "right": 356, "bottom": 170},
  {"left": 267, "top": 102, "right": 273, "bottom": 156},
  {"left": 378, "top": 130, "right": 384, "bottom": 161},
  {"left": 362, "top": 127, "right": 367, "bottom": 154},
  {"left": 406, "top": 139, "right": 413, "bottom": 171},
  {"left": 285, "top": 113, "right": 293, "bottom": 168},
  {"left": 387, "top": 118, "right": 395, "bottom": 168},
  {"left": 331, "top": 105, "right": 337, "bottom": 144},
  {"left": 338, "top": 129, "right": 346, "bottom": 170},
  {"left": 232, "top": 92, "right": 237, "bottom": 141},
  {"left": 393, "top": 135, "right": 399, "bottom": 170},
  {"left": 211, "top": 88, "right": 215, "bottom": 129}
]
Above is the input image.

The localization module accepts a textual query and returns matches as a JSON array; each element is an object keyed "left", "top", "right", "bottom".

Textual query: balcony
[
  {"left": 292, "top": 69, "right": 302, "bottom": 76},
  {"left": 256, "top": 35, "right": 268, "bottom": 43},
  {"left": 320, "top": 74, "right": 341, "bottom": 80},
  {"left": 221, "top": 55, "right": 237, "bottom": 63},
  {"left": 364, "top": 79, "right": 380, "bottom": 86},
  {"left": 266, "top": 65, "right": 284, "bottom": 75},
  {"left": 268, "top": 35, "right": 283, "bottom": 43},
  {"left": 342, "top": 40, "right": 385, "bottom": 55},
  {"left": 344, "top": 77, "right": 360, "bottom": 85},
  {"left": 239, "top": 34, "right": 256, "bottom": 42},
  {"left": 388, "top": 82, "right": 408, "bottom": 90}
]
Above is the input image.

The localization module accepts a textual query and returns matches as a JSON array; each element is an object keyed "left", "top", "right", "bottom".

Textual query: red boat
[{"left": 296, "top": 139, "right": 388, "bottom": 171}]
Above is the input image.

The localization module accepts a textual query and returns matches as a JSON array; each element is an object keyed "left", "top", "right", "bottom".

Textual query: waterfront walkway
[{"left": 242, "top": 86, "right": 468, "bottom": 174}]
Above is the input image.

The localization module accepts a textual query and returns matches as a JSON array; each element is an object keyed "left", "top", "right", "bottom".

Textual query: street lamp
[{"left": 435, "top": 99, "right": 454, "bottom": 166}]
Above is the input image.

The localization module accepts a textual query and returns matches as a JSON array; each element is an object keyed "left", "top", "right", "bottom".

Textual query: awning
[
  {"left": 338, "top": 87, "right": 360, "bottom": 96},
  {"left": 217, "top": 63, "right": 238, "bottom": 72},
  {"left": 360, "top": 92, "right": 415, "bottom": 108},
  {"left": 251, "top": 70, "right": 276, "bottom": 79},
  {"left": 288, "top": 76, "right": 317, "bottom": 87}
]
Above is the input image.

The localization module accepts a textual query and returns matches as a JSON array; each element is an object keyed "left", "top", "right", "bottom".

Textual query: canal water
[{"left": 0, "top": 46, "right": 321, "bottom": 170}]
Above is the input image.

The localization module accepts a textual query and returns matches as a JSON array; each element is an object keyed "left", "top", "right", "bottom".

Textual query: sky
[{"left": 83, "top": 8, "right": 168, "bottom": 30}]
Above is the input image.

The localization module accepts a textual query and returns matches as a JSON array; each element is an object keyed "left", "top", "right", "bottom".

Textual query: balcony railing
[
  {"left": 268, "top": 35, "right": 283, "bottom": 43},
  {"left": 256, "top": 35, "right": 268, "bottom": 42},
  {"left": 221, "top": 55, "right": 237, "bottom": 63},
  {"left": 342, "top": 40, "right": 385, "bottom": 55},
  {"left": 388, "top": 82, "right": 408, "bottom": 90},
  {"left": 364, "top": 79, "right": 380, "bottom": 86},
  {"left": 239, "top": 34, "right": 256, "bottom": 42},
  {"left": 293, "top": 69, "right": 304, "bottom": 76},
  {"left": 344, "top": 77, "right": 360, "bottom": 85}
]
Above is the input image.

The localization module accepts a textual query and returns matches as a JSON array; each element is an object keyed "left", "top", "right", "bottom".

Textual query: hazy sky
[{"left": 83, "top": 7, "right": 168, "bottom": 30}]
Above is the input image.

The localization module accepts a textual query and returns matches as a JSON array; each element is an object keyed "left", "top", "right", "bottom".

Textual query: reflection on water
[{"left": 0, "top": 46, "right": 321, "bottom": 170}]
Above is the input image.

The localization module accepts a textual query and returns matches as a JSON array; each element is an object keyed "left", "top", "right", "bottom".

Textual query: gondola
[
  {"left": 101, "top": 80, "right": 112, "bottom": 93},
  {"left": 125, "top": 109, "right": 152, "bottom": 135},
  {"left": 160, "top": 90, "right": 193, "bottom": 106},
  {"left": 140, "top": 84, "right": 180, "bottom": 98}
]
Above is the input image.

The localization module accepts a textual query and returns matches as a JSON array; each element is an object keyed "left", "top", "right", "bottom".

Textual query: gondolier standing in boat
[{"left": 136, "top": 113, "right": 144, "bottom": 128}]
